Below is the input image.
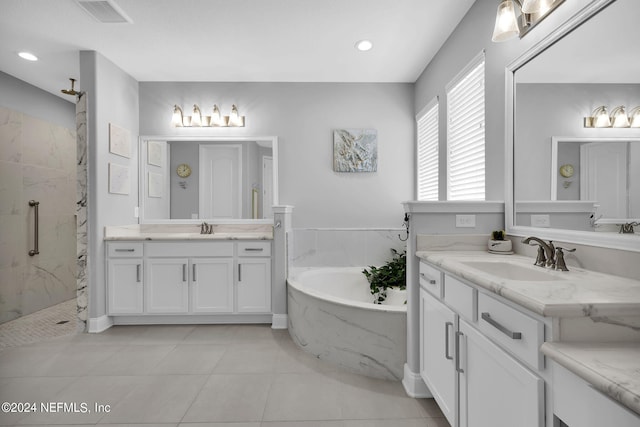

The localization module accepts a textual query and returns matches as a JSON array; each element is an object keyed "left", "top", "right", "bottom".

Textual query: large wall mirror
[
  {"left": 139, "top": 136, "right": 278, "bottom": 223},
  {"left": 506, "top": 0, "right": 640, "bottom": 251}
]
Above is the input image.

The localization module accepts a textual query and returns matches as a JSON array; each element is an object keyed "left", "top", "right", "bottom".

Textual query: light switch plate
[
  {"left": 134, "top": 206, "right": 139, "bottom": 218},
  {"left": 456, "top": 214, "right": 476, "bottom": 228}
]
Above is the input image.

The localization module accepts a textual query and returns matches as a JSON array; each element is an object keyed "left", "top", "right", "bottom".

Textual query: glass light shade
[
  {"left": 630, "top": 107, "right": 640, "bottom": 128},
  {"left": 182, "top": 116, "right": 192, "bottom": 126},
  {"left": 592, "top": 106, "right": 611, "bottom": 128},
  {"left": 212, "top": 105, "right": 222, "bottom": 126},
  {"left": 191, "top": 105, "right": 202, "bottom": 127},
  {"left": 171, "top": 105, "right": 183, "bottom": 127},
  {"left": 492, "top": 0, "right": 520, "bottom": 42},
  {"left": 521, "top": 0, "right": 555, "bottom": 14},
  {"left": 610, "top": 106, "right": 630, "bottom": 128},
  {"left": 229, "top": 105, "right": 240, "bottom": 126}
]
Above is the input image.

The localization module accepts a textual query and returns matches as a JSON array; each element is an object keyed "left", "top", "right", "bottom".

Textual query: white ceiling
[
  {"left": 516, "top": 0, "right": 640, "bottom": 84},
  {"left": 0, "top": 0, "right": 476, "bottom": 102}
]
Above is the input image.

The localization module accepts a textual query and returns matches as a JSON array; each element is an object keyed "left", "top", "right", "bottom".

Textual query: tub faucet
[{"left": 522, "top": 237, "right": 555, "bottom": 268}]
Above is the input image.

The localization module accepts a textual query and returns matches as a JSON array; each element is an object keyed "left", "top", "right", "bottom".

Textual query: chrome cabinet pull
[
  {"left": 455, "top": 331, "right": 465, "bottom": 373},
  {"left": 420, "top": 273, "right": 436, "bottom": 285},
  {"left": 136, "top": 264, "right": 141, "bottom": 283},
  {"left": 238, "top": 264, "right": 242, "bottom": 282},
  {"left": 115, "top": 248, "right": 135, "bottom": 252},
  {"left": 182, "top": 264, "right": 187, "bottom": 282},
  {"left": 445, "top": 322, "right": 453, "bottom": 361},
  {"left": 481, "top": 312, "right": 522, "bottom": 340},
  {"left": 28, "top": 200, "right": 40, "bottom": 256},
  {"left": 244, "top": 247, "right": 264, "bottom": 252},
  {"left": 192, "top": 264, "right": 197, "bottom": 281}
]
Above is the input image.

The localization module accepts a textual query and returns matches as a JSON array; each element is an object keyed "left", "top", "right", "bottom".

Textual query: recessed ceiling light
[
  {"left": 355, "top": 40, "right": 373, "bottom": 52},
  {"left": 18, "top": 52, "right": 38, "bottom": 61}
]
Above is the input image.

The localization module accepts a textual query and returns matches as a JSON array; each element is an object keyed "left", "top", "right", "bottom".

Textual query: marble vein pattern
[
  {"left": 104, "top": 223, "right": 274, "bottom": 240},
  {"left": 76, "top": 95, "right": 88, "bottom": 328},
  {"left": 287, "top": 281, "right": 406, "bottom": 380},
  {"left": 0, "top": 107, "right": 77, "bottom": 324},
  {"left": 417, "top": 251, "right": 640, "bottom": 318},
  {"left": 541, "top": 341, "right": 640, "bottom": 417}
]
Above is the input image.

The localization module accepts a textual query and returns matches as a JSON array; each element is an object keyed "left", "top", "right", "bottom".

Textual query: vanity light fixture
[
  {"left": 492, "top": 0, "right": 565, "bottom": 42},
  {"left": 170, "top": 104, "right": 245, "bottom": 127},
  {"left": 584, "top": 105, "right": 640, "bottom": 128},
  {"left": 630, "top": 107, "right": 640, "bottom": 128}
]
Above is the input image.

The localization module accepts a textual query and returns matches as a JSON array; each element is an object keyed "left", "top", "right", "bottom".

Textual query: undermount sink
[{"left": 460, "top": 261, "right": 566, "bottom": 282}]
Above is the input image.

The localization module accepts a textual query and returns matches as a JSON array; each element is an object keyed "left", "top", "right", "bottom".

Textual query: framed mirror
[
  {"left": 139, "top": 136, "right": 278, "bottom": 223},
  {"left": 506, "top": 0, "right": 640, "bottom": 251}
]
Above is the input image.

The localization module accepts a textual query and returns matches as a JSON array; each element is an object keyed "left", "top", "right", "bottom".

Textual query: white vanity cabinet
[
  {"left": 107, "top": 243, "right": 144, "bottom": 314},
  {"left": 106, "top": 240, "right": 271, "bottom": 319},
  {"left": 236, "top": 242, "right": 272, "bottom": 313},
  {"left": 419, "top": 260, "right": 544, "bottom": 427}
]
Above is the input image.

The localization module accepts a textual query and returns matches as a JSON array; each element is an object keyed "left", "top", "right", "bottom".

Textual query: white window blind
[
  {"left": 416, "top": 98, "right": 439, "bottom": 200},
  {"left": 446, "top": 52, "right": 485, "bottom": 201}
]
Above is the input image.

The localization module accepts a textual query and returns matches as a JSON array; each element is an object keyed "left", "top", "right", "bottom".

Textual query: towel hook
[{"left": 398, "top": 213, "right": 410, "bottom": 242}]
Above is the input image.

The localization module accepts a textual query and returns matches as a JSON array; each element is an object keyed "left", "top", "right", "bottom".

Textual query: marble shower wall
[
  {"left": 291, "top": 228, "right": 407, "bottom": 268},
  {"left": 0, "top": 107, "right": 77, "bottom": 323}
]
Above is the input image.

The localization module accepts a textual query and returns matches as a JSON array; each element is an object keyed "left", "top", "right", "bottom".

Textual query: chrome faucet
[
  {"left": 522, "top": 237, "right": 576, "bottom": 271},
  {"left": 200, "top": 222, "right": 213, "bottom": 234},
  {"left": 522, "top": 237, "right": 556, "bottom": 268}
]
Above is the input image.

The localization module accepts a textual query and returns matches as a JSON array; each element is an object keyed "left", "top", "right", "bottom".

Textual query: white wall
[
  {"left": 413, "top": 0, "right": 594, "bottom": 201},
  {"left": 80, "top": 51, "right": 139, "bottom": 319},
  {"left": 139, "top": 82, "right": 414, "bottom": 228}
]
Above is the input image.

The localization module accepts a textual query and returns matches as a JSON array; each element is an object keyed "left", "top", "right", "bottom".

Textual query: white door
[
  {"left": 420, "top": 289, "right": 457, "bottom": 427},
  {"left": 145, "top": 258, "right": 189, "bottom": 313},
  {"left": 199, "top": 144, "right": 242, "bottom": 219},
  {"left": 262, "top": 156, "right": 274, "bottom": 219},
  {"left": 190, "top": 258, "right": 234, "bottom": 313},
  {"left": 459, "top": 319, "right": 543, "bottom": 427},
  {"left": 581, "top": 142, "right": 628, "bottom": 218},
  {"left": 107, "top": 259, "right": 143, "bottom": 314},
  {"left": 236, "top": 258, "right": 271, "bottom": 313}
]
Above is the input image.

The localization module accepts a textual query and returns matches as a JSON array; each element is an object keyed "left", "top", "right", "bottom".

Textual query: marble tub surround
[
  {"left": 292, "top": 228, "right": 406, "bottom": 268},
  {"left": 288, "top": 272, "right": 407, "bottom": 380},
  {"left": 541, "top": 341, "right": 640, "bottom": 417},
  {"left": 104, "top": 223, "right": 273, "bottom": 240},
  {"left": 416, "top": 251, "right": 640, "bottom": 319}
]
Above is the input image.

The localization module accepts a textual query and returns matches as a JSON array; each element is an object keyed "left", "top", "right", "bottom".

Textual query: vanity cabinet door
[
  {"left": 190, "top": 258, "right": 234, "bottom": 313},
  {"left": 459, "top": 319, "right": 543, "bottom": 427},
  {"left": 145, "top": 258, "right": 189, "bottom": 313},
  {"left": 420, "top": 288, "right": 457, "bottom": 427},
  {"left": 236, "top": 258, "right": 271, "bottom": 313},
  {"left": 107, "top": 259, "right": 143, "bottom": 314}
]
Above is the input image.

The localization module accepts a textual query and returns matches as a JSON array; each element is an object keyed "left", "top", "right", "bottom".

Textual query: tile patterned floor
[
  {"left": 0, "top": 299, "right": 78, "bottom": 352},
  {"left": 0, "top": 323, "right": 451, "bottom": 427}
]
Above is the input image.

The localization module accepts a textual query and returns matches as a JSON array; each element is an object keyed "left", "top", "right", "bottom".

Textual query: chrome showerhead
[{"left": 61, "top": 78, "right": 80, "bottom": 96}]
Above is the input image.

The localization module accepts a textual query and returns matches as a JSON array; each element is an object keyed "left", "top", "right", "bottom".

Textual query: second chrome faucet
[{"left": 522, "top": 236, "right": 575, "bottom": 271}]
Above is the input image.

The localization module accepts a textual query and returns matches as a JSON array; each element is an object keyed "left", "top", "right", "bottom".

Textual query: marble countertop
[
  {"left": 104, "top": 224, "right": 273, "bottom": 241},
  {"left": 541, "top": 341, "right": 640, "bottom": 417},
  {"left": 416, "top": 251, "right": 640, "bottom": 318}
]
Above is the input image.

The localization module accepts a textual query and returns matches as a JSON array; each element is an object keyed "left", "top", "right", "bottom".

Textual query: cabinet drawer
[
  {"left": 107, "top": 242, "right": 143, "bottom": 257},
  {"left": 237, "top": 241, "right": 271, "bottom": 257},
  {"left": 443, "top": 275, "right": 476, "bottom": 321},
  {"left": 145, "top": 242, "right": 234, "bottom": 257},
  {"left": 419, "top": 262, "right": 442, "bottom": 298},
  {"left": 477, "top": 293, "right": 544, "bottom": 370}
]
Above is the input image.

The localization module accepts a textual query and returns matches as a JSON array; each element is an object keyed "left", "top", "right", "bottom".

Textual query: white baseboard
[
  {"left": 271, "top": 314, "right": 288, "bottom": 329},
  {"left": 402, "top": 363, "right": 432, "bottom": 398},
  {"left": 87, "top": 315, "right": 113, "bottom": 333}
]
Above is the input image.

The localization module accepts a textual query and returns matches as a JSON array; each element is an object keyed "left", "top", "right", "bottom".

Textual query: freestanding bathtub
[{"left": 287, "top": 267, "right": 407, "bottom": 380}]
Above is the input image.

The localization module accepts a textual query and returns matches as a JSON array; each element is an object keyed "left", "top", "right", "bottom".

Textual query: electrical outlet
[
  {"left": 134, "top": 206, "right": 139, "bottom": 218},
  {"left": 191, "top": 213, "right": 199, "bottom": 219},
  {"left": 531, "top": 214, "right": 551, "bottom": 228},
  {"left": 456, "top": 214, "right": 476, "bottom": 228}
]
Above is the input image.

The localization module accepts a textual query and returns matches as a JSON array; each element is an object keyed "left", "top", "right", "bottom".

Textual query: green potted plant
[
  {"left": 488, "top": 230, "right": 513, "bottom": 253},
  {"left": 362, "top": 249, "right": 406, "bottom": 304}
]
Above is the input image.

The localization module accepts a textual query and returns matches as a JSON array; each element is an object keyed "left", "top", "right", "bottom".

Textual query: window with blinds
[
  {"left": 446, "top": 52, "right": 485, "bottom": 201},
  {"left": 416, "top": 98, "right": 439, "bottom": 200}
]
